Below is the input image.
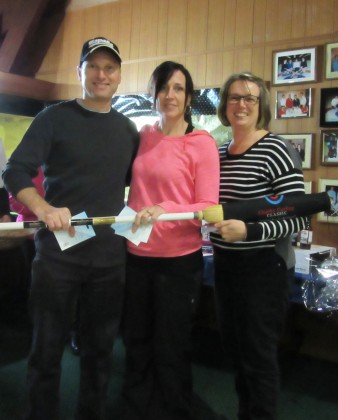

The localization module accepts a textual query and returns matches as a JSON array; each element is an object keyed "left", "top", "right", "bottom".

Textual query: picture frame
[
  {"left": 320, "top": 130, "right": 338, "bottom": 165},
  {"left": 279, "top": 133, "right": 313, "bottom": 169},
  {"left": 272, "top": 47, "right": 317, "bottom": 85},
  {"left": 325, "top": 42, "right": 338, "bottom": 80},
  {"left": 320, "top": 87, "right": 338, "bottom": 128},
  {"left": 275, "top": 88, "right": 312, "bottom": 119},
  {"left": 304, "top": 181, "right": 312, "bottom": 194},
  {"left": 317, "top": 179, "right": 338, "bottom": 223}
]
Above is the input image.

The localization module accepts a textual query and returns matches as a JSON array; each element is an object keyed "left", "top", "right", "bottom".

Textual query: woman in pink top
[
  {"left": 120, "top": 61, "right": 220, "bottom": 419},
  {"left": 9, "top": 167, "right": 44, "bottom": 222}
]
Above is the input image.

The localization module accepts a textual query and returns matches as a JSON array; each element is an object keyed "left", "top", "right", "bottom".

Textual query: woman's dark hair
[
  {"left": 217, "top": 72, "right": 271, "bottom": 130},
  {"left": 148, "top": 61, "right": 194, "bottom": 123}
]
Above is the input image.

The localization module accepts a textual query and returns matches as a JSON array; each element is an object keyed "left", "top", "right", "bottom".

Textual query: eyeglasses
[{"left": 227, "top": 95, "right": 260, "bottom": 105}]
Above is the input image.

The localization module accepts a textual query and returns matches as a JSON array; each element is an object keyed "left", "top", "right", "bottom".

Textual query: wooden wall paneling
[
  {"left": 265, "top": 0, "right": 293, "bottom": 43},
  {"left": 297, "top": 116, "right": 316, "bottom": 133},
  {"left": 156, "top": 56, "right": 187, "bottom": 68},
  {"left": 55, "top": 69, "right": 70, "bottom": 85},
  {"left": 66, "top": 11, "right": 85, "bottom": 72},
  {"left": 286, "top": 118, "right": 303, "bottom": 133},
  {"left": 312, "top": 131, "right": 321, "bottom": 172},
  {"left": 291, "top": 0, "right": 306, "bottom": 39},
  {"left": 166, "top": 0, "right": 188, "bottom": 56},
  {"left": 262, "top": 44, "right": 273, "bottom": 81},
  {"left": 137, "top": 60, "right": 157, "bottom": 92},
  {"left": 315, "top": 225, "right": 338, "bottom": 250},
  {"left": 83, "top": 6, "right": 100, "bottom": 40},
  {"left": 223, "top": 0, "right": 236, "bottom": 47},
  {"left": 109, "top": 2, "right": 121, "bottom": 43},
  {"left": 186, "top": 0, "right": 208, "bottom": 54},
  {"left": 129, "top": 0, "right": 142, "bottom": 60},
  {"left": 276, "top": 0, "right": 294, "bottom": 41},
  {"left": 96, "top": 3, "right": 118, "bottom": 43},
  {"left": 37, "top": 20, "right": 65, "bottom": 81},
  {"left": 138, "top": 0, "right": 159, "bottom": 58},
  {"left": 306, "top": 0, "right": 335, "bottom": 37},
  {"left": 117, "top": 0, "right": 133, "bottom": 60},
  {"left": 251, "top": 46, "right": 266, "bottom": 79},
  {"left": 234, "top": 0, "right": 254, "bottom": 46},
  {"left": 186, "top": 54, "right": 207, "bottom": 88},
  {"left": 312, "top": 83, "right": 321, "bottom": 119},
  {"left": 54, "top": 82, "right": 81, "bottom": 101},
  {"left": 67, "top": 62, "right": 80, "bottom": 87},
  {"left": 206, "top": 52, "right": 224, "bottom": 87},
  {"left": 272, "top": 120, "right": 288, "bottom": 135},
  {"left": 119, "top": 62, "right": 139, "bottom": 94},
  {"left": 156, "top": 0, "right": 169, "bottom": 56},
  {"left": 222, "top": 50, "right": 235, "bottom": 81},
  {"left": 252, "top": 0, "right": 267, "bottom": 45},
  {"left": 55, "top": 19, "right": 71, "bottom": 76},
  {"left": 309, "top": 132, "right": 319, "bottom": 172},
  {"left": 334, "top": 2, "right": 338, "bottom": 33},
  {"left": 207, "top": 0, "right": 226, "bottom": 51},
  {"left": 234, "top": 47, "right": 252, "bottom": 73}
]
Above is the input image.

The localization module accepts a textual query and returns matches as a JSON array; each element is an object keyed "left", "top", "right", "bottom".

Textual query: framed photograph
[
  {"left": 317, "top": 179, "right": 338, "bottom": 223},
  {"left": 279, "top": 133, "right": 313, "bottom": 169},
  {"left": 272, "top": 47, "right": 317, "bottom": 85},
  {"left": 304, "top": 181, "right": 312, "bottom": 194},
  {"left": 320, "top": 87, "right": 338, "bottom": 128},
  {"left": 276, "top": 88, "right": 311, "bottom": 119},
  {"left": 325, "top": 42, "right": 338, "bottom": 80},
  {"left": 320, "top": 130, "right": 338, "bottom": 165}
]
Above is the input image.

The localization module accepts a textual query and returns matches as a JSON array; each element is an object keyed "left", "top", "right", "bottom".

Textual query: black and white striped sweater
[{"left": 210, "top": 132, "right": 308, "bottom": 260}]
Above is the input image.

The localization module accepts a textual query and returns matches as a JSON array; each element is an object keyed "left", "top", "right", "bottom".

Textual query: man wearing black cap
[{"left": 3, "top": 37, "right": 139, "bottom": 420}]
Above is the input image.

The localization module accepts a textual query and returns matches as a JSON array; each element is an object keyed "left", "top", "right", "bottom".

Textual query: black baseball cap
[{"left": 80, "top": 37, "right": 122, "bottom": 65}]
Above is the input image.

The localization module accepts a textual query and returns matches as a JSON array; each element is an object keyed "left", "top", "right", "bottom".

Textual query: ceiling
[
  {"left": 0, "top": 0, "right": 120, "bottom": 79},
  {"left": 0, "top": 0, "right": 121, "bottom": 104},
  {"left": 67, "top": 0, "right": 116, "bottom": 11},
  {"left": 0, "top": 0, "right": 70, "bottom": 78}
]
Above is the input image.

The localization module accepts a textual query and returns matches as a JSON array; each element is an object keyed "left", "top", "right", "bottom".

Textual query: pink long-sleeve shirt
[
  {"left": 9, "top": 167, "right": 44, "bottom": 222},
  {"left": 127, "top": 124, "right": 220, "bottom": 257}
]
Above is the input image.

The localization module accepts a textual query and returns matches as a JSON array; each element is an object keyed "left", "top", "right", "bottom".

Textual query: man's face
[{"left": 77, "top": 49, "right": 121, "bottom": 102}]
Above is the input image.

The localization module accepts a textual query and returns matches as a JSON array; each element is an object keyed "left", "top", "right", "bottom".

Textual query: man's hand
[
  {"left": 16, "top": 187, "right": 75, "bottom": 237},
  {"left": 37, "top": 205, "right": 75, "bottom": 237}
]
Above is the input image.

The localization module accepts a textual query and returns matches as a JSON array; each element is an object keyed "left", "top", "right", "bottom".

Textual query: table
[{"left": 202, "top": 245, "right": 336, "bottom": 304}]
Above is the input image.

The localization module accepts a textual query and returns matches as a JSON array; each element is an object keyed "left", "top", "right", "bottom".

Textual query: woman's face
[
  {"left": 155, "top": 70, "right": 190, "bottom": 120},
  {"left": 225, "top": 80, "right": 260, "bottom": 130}
]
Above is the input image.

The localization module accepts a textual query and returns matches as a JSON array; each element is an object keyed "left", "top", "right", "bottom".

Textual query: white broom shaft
[
  {"left": 71, "top": 211, "right": 201, "bottom": 226},
  {"left": 114, "top": 211, "right": 199, "bottom": 223},
  {"left": 0, "top": 211, "right": 203, "bottom": 230}
]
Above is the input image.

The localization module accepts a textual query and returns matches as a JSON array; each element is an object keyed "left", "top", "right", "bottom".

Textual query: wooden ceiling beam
[
  {"left": 0, "top": 70, "right": 57, "bottom": 101},
  {"left": 0, "top": 0, "right": 69, "bottom": 77}
]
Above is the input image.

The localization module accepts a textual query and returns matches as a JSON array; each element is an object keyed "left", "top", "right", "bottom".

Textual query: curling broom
[{"left": 0, "top": 192, "right": 331, "bottom": 231}]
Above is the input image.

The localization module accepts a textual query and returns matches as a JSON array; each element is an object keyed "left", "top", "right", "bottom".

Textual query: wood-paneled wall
[{"left": 37, "top": 0, "right": 338, "bottom": 250}]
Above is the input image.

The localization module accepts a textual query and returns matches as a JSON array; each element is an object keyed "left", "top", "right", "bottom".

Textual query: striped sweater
[{"left": 210, "top": 132, "right": 308, "bottom": 258}]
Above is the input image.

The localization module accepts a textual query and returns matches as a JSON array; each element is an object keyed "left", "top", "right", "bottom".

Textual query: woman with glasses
[{"left": 210, "top": 72, "right": 307, "bottom": 420}]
